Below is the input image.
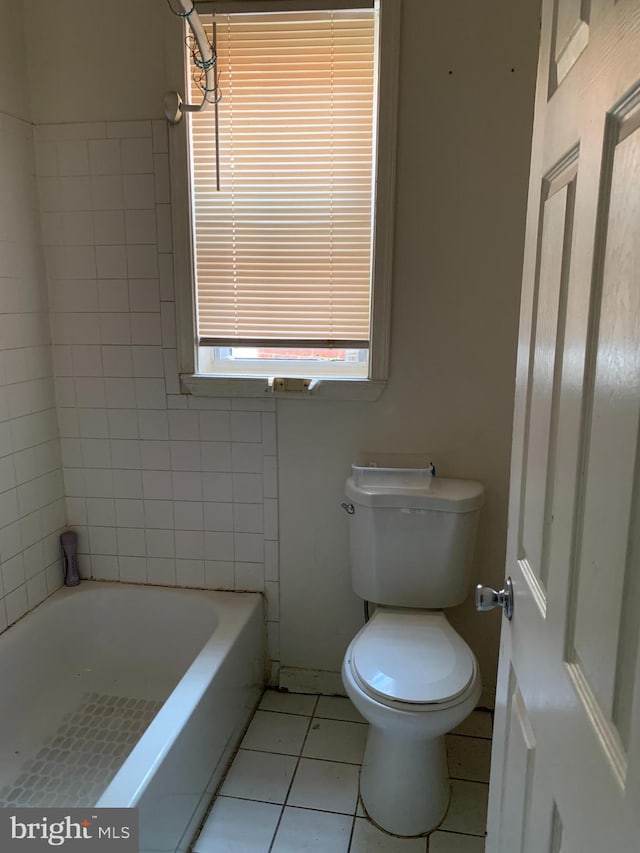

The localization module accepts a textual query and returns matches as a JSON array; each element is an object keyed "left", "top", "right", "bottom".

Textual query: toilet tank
[{"left": 344, "top": 472, "right": 484, "bottom": 608}]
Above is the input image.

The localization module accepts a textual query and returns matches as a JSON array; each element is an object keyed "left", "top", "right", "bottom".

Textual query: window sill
[{"left": 180, "top": 373, "right": 387, "bottom": 401}]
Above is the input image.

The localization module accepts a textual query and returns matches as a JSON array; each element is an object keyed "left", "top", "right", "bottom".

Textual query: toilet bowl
[{"left": 342, "top": 608, "right": 482, "bottom": 836}]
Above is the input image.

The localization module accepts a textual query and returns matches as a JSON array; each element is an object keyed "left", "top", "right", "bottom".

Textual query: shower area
[{"left": 0, "top": 2, "right": 276, "bottom": 849}]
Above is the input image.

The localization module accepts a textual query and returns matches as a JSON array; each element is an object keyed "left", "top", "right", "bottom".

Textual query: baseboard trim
[
  {"left": 279, "top": 666, "right": 345, "bottom": 696},
  {"left": 280, "top": 666, "right": 496, "bottom": 709}
]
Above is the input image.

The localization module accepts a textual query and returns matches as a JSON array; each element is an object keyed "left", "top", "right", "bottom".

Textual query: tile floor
[{"left": 192, "top": 691, "right": 492, "bottom": 852}]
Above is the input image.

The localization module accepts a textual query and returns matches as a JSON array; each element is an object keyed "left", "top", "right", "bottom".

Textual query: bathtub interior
[{"left": 0, "top": 583, "right": 257, "bottom": 814}]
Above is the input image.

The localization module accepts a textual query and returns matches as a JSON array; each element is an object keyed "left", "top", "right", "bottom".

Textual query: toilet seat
[{"left": 350, "top": 609, "right": 476, "bottom": 707}]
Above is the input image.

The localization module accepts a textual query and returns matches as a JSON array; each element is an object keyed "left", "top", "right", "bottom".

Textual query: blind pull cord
[{"left": 213, "top": 21, "right": 221, "bottom": 192}]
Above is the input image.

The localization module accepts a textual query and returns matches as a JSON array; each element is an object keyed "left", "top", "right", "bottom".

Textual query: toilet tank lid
[{"left": 345, "top": 476, "right": 484, "bottom": 512}]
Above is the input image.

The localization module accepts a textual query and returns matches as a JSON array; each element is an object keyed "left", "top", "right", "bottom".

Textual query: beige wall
[
  {"left": 16, "top": 0, "right": 540, "bottom": 702},
  {"left": 22, "top": 0, "right": 176, "bottom": 124},
  {"left": 278, "top": 0, "right": 540, "bottom": 700},
  {"left": 0, "top": 0, "right": 31, "bottom": 120}
]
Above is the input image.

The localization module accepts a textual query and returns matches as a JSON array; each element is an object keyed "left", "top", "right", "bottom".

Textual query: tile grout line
[
  {"left": 240, "top": 746, "right": 365, "bottom": 766},
  {"left": 188, "top": 693, "right": 278, "bottom": 853},
  {"left": 449, "top": 774, "right": 490, "bottom": 784},
  {"left": 346, "top": 810, "right": 358, "bottom": 852},
  {"left": 217, "top": 794, "right": 359, "bottom": 819},
  {"left": 267, "top": 694, "right": 319, "bottom": 852},
  {"left": 258, "top": 706, "right": 366, "bottom": 725},
  {"left": 449, "top": 731, "right": 493, "bottom": 741},
  {"left": 271, "top": 698, "right": 367, "bottom": 852},
  {"left": 436, "top": 827, "right": 489, "bottom": 839}
]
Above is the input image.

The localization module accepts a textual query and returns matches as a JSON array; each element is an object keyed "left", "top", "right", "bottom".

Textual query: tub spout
[{"left": 60, "top": 530, "right": 80, "bottom": 587}]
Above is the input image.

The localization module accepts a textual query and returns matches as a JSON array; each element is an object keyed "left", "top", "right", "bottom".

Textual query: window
[{"left": 171, "top": 0, "right": 399, "bottom": 398}]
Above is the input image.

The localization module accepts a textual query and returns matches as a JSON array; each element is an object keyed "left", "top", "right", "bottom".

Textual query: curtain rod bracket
[
  {"left": 164, "top": 0, "right": 217, "bottom": 123},
  {"left": 164, "top": 92, "right": 184, "bottom": 124}
]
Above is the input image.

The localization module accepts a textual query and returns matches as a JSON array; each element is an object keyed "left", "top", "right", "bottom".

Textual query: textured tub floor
[{"left": 0, "top": 692, "right": 162, "bottom": 808}]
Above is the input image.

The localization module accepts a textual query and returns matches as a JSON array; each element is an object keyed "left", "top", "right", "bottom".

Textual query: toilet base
[{"left": 359, "top": 726, "right": 450, "bottom": 836}]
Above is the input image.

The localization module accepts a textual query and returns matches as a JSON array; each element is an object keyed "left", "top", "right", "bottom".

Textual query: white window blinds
[{"left": 188, "top": 7, "right": 377, "bottom": 348}]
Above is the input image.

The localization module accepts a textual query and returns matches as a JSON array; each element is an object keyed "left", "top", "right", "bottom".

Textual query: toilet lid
[{"left": 351, "top": 611, "right": 475, "bottom": 705}]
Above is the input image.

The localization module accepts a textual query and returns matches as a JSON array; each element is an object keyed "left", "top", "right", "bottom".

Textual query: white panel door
[{"left": 486, "top": 1, "right": 640, "bottom": 850}]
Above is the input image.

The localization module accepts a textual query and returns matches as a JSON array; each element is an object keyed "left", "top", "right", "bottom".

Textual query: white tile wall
[
  {"left": 35, "top": 119, "right": 280, "bottom": 680},
  {"left": 0, "top": 112, "right": 66, "bottom": 631}
]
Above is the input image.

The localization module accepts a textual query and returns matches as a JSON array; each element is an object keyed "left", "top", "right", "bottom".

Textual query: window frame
[{"left": 169, "top": 0, "right": 400, "bottom": 400}]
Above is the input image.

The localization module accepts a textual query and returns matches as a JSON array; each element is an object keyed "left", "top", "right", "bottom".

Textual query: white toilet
[{"left": 341, "top": 466, "right": 485, "bottom": 837}]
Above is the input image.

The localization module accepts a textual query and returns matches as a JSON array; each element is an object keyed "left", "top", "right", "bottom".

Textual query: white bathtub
[{"left": 0, "top": 581, "right": 265, "bottom": 853}]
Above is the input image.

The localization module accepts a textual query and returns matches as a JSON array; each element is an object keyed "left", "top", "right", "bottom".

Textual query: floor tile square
[
  {"left": 429, "top": 830, "right": 486, "bottom": 852},
  {"left": 302, "top": 718, "right": 368, "bottom": 764},
  {"left": 452, "top": 710, "right": 493, "bottom": 740},
  {"left": 271, "top": 806, "right": 352, "bottom": 853},
  {"left": 446, "top": 735, "right": 492, "bottom": 783},
  {"left": 439, "top": 780, "right": 489, "bottom": 837},
  {"left": 219, "top": 749, "right": 297, "bottom": 804},
  {"left": 349, "top": 817, "right": 427, "bottom": 851},
  {"left": 287, "top": 757, "right": 359, "bottom": 814},
  {"left": 259, "top": 690, "right": 318, "bottom": 716},
  {"left": 194, "top": 797, "right": 281, "bottom": 852},
  {"left": 241, "top": 709, "right": 310, "bottom": 755},
  {"left": 315, "top": 695, "right": 366, "bottom": 724}
]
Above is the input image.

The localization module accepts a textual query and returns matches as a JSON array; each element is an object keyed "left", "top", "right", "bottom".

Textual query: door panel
[
  {"left": 487, "top": 1, "right": 640, "bottom": 850},
  {"left": 520, "top": 156, "right": 576, "bottom": 596},
  {"left": 570, "top": 109, "right": 640, "bottom": 749},
  {"left": 499, "top": 670, "right": 537, "bottom": 853},
  {"left": 550, "top": 0, "right": 590, "bottom": 90}
]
